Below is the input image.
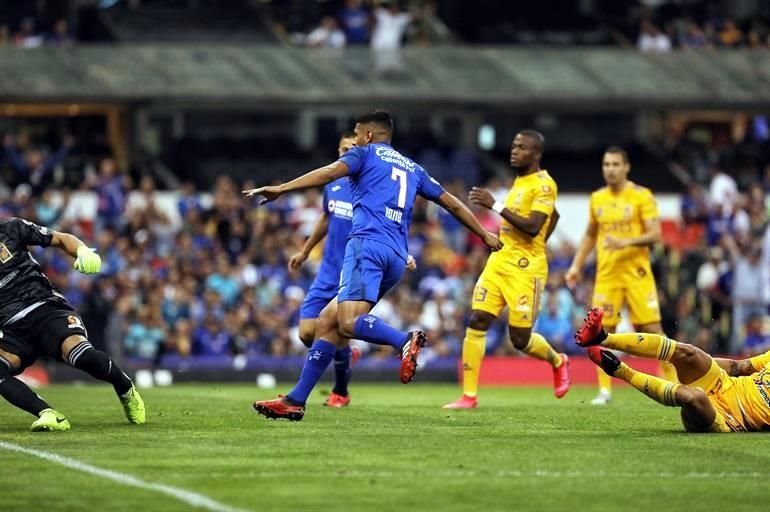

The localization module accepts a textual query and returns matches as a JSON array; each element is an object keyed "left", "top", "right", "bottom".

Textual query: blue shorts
[
  {"left": 338, "top": 237, "right": 406, "bottom": 304},
  {"left": 299, "top": 276, "right": 339, "bottom": 320}
]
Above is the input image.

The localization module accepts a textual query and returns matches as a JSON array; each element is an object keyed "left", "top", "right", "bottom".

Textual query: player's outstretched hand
[
  {"left": 242, "top": 185, "right": 282, "bottom": 204},
  {"left": 564, "top": 266, "right": 580, "bottom": 289},
  {"left": 73, "top": 246, "right": 101, "bottom": 274},
  {"left": 288, "top": 251, "right": 307, "bottom": 271},
  {"left": 483, "top": 232, "right": 503, "bottom": 251},
  {"left": 468, "top": 187, "right": 495, "bottom": 209},
  {"left": 406, "top": 254, "right": 417, "bottom": 271}
]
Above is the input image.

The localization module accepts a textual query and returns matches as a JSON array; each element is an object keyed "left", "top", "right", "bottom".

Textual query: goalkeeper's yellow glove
[{"left": 73, "top": 246, "right": 101, "bottom": 274}]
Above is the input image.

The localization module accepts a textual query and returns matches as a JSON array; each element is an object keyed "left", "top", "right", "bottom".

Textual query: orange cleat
[
  {"left": 553, "top": 353, "right": 571, "bottom": 398},
  {"left": 400, "top": 331, "right": 427, "bottom": 384},
  {"left": 253, "top": 396, "right": 305, "bottom": 421},
  {"left": 350, "top": 346, "right": 362, "bottom": 367},
  {"left": 575, "top": 307, "right": 607, "bottom": 346},
  {"left": 442, "top": 394, "right": 478, "bottom": 410},
  {"left": 323, "top": 392, "right": 351, "bottom": 408}
]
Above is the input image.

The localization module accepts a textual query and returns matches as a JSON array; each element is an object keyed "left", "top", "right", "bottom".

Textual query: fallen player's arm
[{"left": 714, "top": 357, "right": 756, "bottom": 377}]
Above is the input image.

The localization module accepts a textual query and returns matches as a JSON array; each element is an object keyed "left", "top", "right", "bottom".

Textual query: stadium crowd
[{"left": 0, "top": 123, "right": 768, "bottom": 368}]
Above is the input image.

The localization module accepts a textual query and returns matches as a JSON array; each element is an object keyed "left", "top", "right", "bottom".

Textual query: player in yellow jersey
[
  {"left": 444, "top": 130, "right": 571, "bottom": 409},
  {"left": 565, "top": 146, "right": 675, "bottom": 405},
  {"left": 577, "top": 306, "right": 770, "bottom": 432}
]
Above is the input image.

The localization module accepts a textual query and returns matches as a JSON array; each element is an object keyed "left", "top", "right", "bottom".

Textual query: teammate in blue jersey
[
  {"left": 289, "top": 132, "right": 357, "bottom": 408},
  {"left": 244, "top": 110, "right": 503, "bottom": 420}
]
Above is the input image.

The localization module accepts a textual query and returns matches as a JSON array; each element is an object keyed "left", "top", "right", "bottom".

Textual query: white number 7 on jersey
[{"left": 391, "top": 167, "right": 407, "bottom": 208}]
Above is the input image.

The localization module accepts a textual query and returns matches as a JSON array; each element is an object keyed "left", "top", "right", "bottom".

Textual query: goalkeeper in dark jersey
[{"left": 0, "top": 217, "right": 145, "bottom": 431}]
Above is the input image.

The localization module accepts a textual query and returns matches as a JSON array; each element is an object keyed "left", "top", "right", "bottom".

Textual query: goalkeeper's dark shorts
[{"left": 0, "top": 301, "right": 87, "bottom": 373}]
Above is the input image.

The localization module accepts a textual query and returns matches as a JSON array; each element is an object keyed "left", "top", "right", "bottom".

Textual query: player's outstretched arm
[
  {"left": 243, "top": 161, "right": 350, "bottom": 204},
  {"left": 468, "top": 186, "right": 546, "bottom": 238},
  {"left": 288, "top": 214, "right": 329, "bottom": 271},
  {"left": 565, "top": 219, "right": 598, "bottom": 288},
  {"left": 51, "top": 231, "right": 101, "bottom": 274},
  {"left": 436, "top": 191, "right": 502, "bottom": 251}
]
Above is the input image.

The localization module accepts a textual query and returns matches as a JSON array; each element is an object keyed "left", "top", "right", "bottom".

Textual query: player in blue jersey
[
  {"left": 244, "top": 110, "right": 502, "bottom": 420},
  {"left": 288, "top": 131, "right": 411, "bottom": 408}
]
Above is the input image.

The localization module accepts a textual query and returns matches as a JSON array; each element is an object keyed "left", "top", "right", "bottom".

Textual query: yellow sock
[
  {"left": 615, "top": 363, "right": 680, "bottom": 406},
  {"left": 522, "top": 332, "right": 563, "bottom": 368},
  {"left": 660, "top": 361, "right": 678, "bottom": 382},
  {"left": 597, "top": 367, "right": 612, "bottom": 394},
  {"left": 602, "top": 333, "right": 677, "bottom": 361},
  {"left": 461, "top": 328, "right": 486, "bottom": 397}
]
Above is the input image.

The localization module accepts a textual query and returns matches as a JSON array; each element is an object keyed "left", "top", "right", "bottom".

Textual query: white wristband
[{"left": 492, "top": 201, "right": 505, "bottom": 214}]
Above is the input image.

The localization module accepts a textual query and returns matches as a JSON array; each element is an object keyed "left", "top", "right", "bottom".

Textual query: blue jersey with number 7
[{"left": 338, "top": 142, "right": 445, "bottom": 261}]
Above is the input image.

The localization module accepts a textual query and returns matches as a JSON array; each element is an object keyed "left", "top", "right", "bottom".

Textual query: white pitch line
[{"left": 0, "top": 441, "right": 251, "bottom": 512}]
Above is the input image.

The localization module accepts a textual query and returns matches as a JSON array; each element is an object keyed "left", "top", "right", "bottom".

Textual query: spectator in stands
[
  {"left": 0, "top": 25, "right": 9, "bottom": 47},
  {"left": 338, "top": 0, "right": 371, "bottom": 44},
  {"left": 35, "top": 188, "right": 69, "bottom": 228},
  {"left": 2, "top": 133, "right": 74, "bottom": 194},
  {"left": 93, "top": 157, "right": 126, "bottom": 231},
  {"left": 408, "top": 1, "right": 452, "bottom": 46},
  {"left": 723, "top": 234, "right": 769, "bottom": 353},
  {"left": 743, "top": 314, "right": 770, "bottom": 357},
  {"left": 718, "top": 18, "right": 744, "bottom": 48},
  {"left": 534, "top": 294, "right": 574, "bottom": 355},
  {"left": 746, "top": 27, "right": 767, "bottom": 49},
  {"left": 13, "top": 18, "right": 43, "bottom": 48},
  {"left": 680, "top": 20, "right": 711, "bottom": 50},
  {"left": 371, "top": 0, "right": 413, "bottom": 74},
  {"left": 708, "top": 164, "right": 738, "bottom": 215},
  {"left": 680, "top": 183, "right": 709, "bottom": 225},
  {"left": 306, "top": 16, "right": 346, "bottom": 49},
  {"left": 193, "top": 314, "right": 231, "bottom": 356},
  {"left": 637, "top": 20, "right": 671, "bottom": 53},
  {"left": 47, "top": 18, "right": 74, "bottom": 47},
  {"left": 177, "top": 181, "right": 200, "bottom": 218}
]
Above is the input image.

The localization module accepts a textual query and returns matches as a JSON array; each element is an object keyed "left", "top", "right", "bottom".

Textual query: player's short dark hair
[
  {"left": 355, "top": 109, "right": 394, "bottom": 134},
  {"left": 340, "top": 130, "right": 356, "bottom": 140},
  {"left": 517, "top": 129, "right": 545, "bottom": 153},
  {"left": 604, "top": 146, "right": 629, "bottom": 164}
]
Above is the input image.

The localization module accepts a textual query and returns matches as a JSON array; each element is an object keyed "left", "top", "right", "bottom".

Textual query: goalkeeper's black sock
[
  {"left": 68, "top": 341, "right": 133, "bottom": 396},
  {"left": 0, "top": 358, "right": 50, "bottom": 417}
]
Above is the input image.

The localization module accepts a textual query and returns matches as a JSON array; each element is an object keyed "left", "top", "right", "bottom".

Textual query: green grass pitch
[{"left": 0, "top": 383, "right": 767, "bottom": 512}]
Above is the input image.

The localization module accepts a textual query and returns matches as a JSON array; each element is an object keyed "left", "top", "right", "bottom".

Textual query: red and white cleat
[
  {"left": 574, "top": 307, "right": 607, "bottom": 347},
  {"left": 442, "top": 394, "right": 478, "bottom": 410},
  {"left": 323, "top": 392, "right": 351, "bottom": 408},
  {"left": 553, "top": 353, "right": 571, "bottom": 399},
  {"left": 252, "top": 396, "right": 305, "bottom": 421},
  {"left": 400, "top": 331, "right": 427, "bottom": 384}
]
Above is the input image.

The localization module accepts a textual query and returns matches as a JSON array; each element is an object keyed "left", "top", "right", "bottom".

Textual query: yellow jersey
[
  {"left": 728, "top": 351, "right": 770, "bottom": 431},
  {"left": 486, "top": 170, "right": 557, "bottom": 276},
  {"left": 589, "top": 182, "right": 659, "bottom": 282}
]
